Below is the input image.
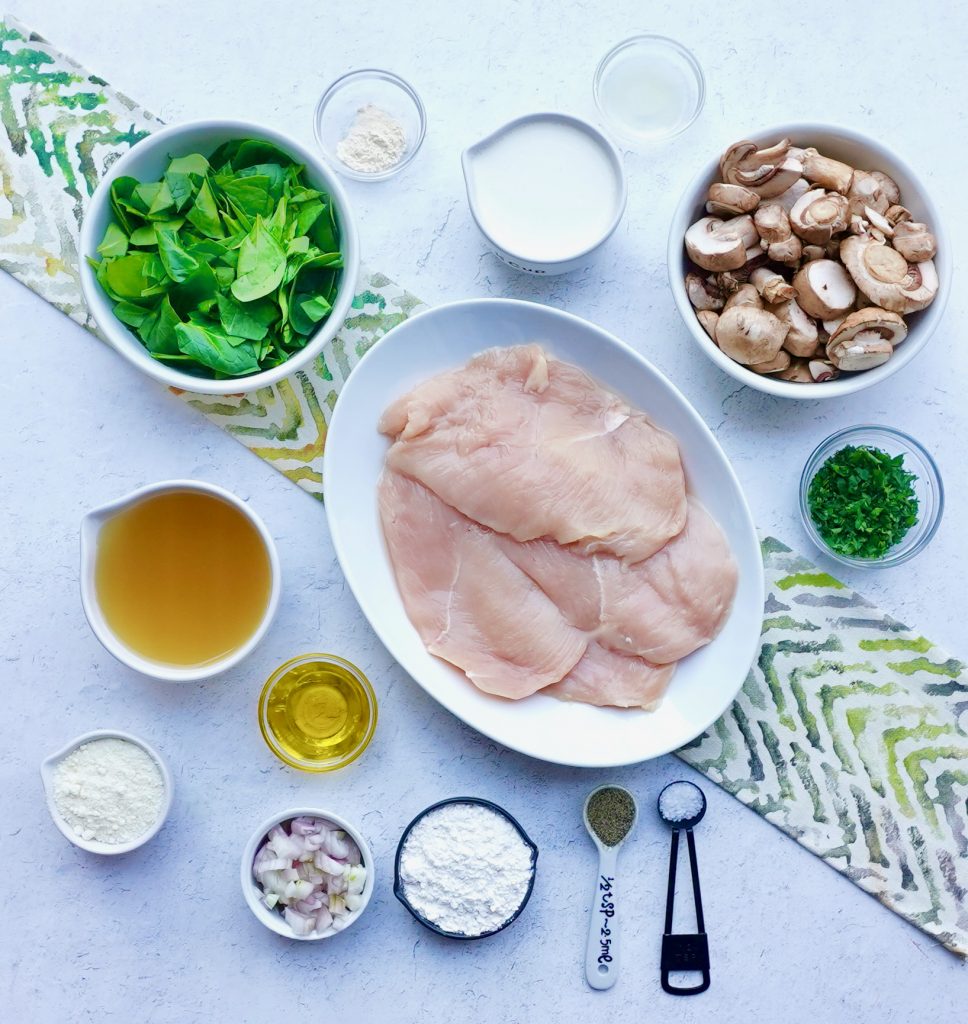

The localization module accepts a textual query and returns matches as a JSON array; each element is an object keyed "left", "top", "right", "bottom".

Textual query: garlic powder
[
  {"left": 399, "top": 802, "right": 534, "bottom": 936},
  {"left": 336, "top": 104, "right": 406, "bottom": 174}
]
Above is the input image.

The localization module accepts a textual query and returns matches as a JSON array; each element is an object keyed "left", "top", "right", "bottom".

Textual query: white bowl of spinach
[{"left": 80, "top": 120, "right": 359, "bottom": 394}]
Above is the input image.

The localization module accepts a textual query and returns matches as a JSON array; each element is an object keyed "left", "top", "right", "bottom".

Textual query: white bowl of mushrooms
[{"left": 668, "top": 124, "right": 950, "bottom": 398}]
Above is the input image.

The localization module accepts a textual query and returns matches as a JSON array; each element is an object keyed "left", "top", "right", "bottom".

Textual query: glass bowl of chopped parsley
[{"left": 799, "top": 426, "right": 943, "bottom": 568}]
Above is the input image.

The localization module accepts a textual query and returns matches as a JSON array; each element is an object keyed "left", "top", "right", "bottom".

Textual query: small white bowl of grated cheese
[{"left": 40, "top": 729, "right": 173, "bottom": 855}]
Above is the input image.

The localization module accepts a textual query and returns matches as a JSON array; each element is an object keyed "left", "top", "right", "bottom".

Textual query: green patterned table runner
[{"left": 3, "top": 14, "right": 965, "bottom": 957}]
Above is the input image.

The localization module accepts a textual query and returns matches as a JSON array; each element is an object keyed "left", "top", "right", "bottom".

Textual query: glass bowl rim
[
  {"left": 258, "top": 652, "right": 378, "bottom": 771},
  {"left": 593, "top": 33, "right": 706, "bottom": 143},
  {"left": 798, "top": 424, "right": 944, "bottom": 569},
  {"left": 313, "top": 68, "right": 427, "bottom": 181}
]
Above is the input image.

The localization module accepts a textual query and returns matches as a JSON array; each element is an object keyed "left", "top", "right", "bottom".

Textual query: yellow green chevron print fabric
[
  {"left": 679, "top": 537, "right": 967, "bottom": 956},
  {"left": 2, "top": 15, "right": 966, "bottom": 956}
]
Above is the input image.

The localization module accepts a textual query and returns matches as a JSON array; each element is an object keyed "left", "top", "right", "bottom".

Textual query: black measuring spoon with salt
[
  {"left": 582, "top": 784, "right": 637, "bottom": 990},
  {"left": 657, "top": 780, "right": 710, "bottom": 996}
]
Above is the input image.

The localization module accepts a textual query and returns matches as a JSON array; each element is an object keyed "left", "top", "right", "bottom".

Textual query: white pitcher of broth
[{"left": 80, "top": 480, "right": 281, "bottom": 681}]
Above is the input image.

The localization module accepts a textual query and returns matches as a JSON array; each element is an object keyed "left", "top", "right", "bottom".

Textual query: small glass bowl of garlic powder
[{"left": 315, "top": 69, "right": 426, "bottom": 181}]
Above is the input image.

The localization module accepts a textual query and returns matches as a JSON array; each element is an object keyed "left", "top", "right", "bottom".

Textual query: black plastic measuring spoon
[{"left": 657, "top": 780, "right": 709, "bottom": 996}]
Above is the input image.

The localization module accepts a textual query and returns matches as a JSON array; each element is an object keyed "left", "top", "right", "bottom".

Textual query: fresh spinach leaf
[
  {"left": 288, "top": 252, "right": 342, "bottom": 334},
  {"left": 231, "top": 215, "right": 286, "bottom": 302},
  {"left": 215, "top": 292, "right": 277, "bottom": 341},
  {"left": 97, "top": 222, "right": 129, "bottom": 259},
  {"left": 156, "top": 226, "right": 200, "bottom": 283},
  {"left": 174, "top": 322, "right": 261, "bottom": 376},
  {"left": 185, "top": 177, "right": 224, "bottom": 237}
]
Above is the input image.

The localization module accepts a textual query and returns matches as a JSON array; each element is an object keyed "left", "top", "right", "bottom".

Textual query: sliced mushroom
[
  {"left": 885, "top": 204, "right": 913, "bottom": 226},
  {"left": 829, "top": 307, "right": 908, "bottom": 351},
  {"left": 685, "top": 272, "right": 725, "bottom": 311},
  {"left": 840, "top": 235, "right": 939, "bottom": 313},
  {"left": 752, "top": 203, "right": 803, "bottom": 265},
  {"left": 849, "top": 214, "right": 869, "bottom": 236},
  {"left": 724, "top": 283, "right": 762, "bottom": 310},
  {"left": 847, "top": 170, "right": 892, "bottom": 217},
  {"left": 720, "top": 139, "right": 804, "bottom": 198},
  {"left": 773, "top": 177, "right": 811, "bottom": 214},
  {"left": 870, "top": 170, "right": 901, "bottom": 207},
  {"left": 899, "top": 259, "right": 939, "bottom": 312},
  {"left": 768, "top": 236, "right": 803, "bottom": 265},
  {"left": 821, "top": 316, "right": 845, "bottom": 336},
  {"left": 808, "top": 359, "right": 840, "bottom": 382},
  {"left": 715, "top": 270, "right": 744, "bottom": 294},
  {"left": 749, "top": 349, "right": 792, "bottom": 375},
  {"left": 800, "top": 148, "right": 854, "bottom": 194},
  {"left": 865, "top": 206, "right": 894, "bottom": 236},
  {"left": 684, "top": 216, "right": 747, "bottom": 271},
  {"left": 696, "top": 310, "right": 719, "bottom": 340},
  {"left": 771, "top": 298, "right": 820, "bottom": 357},
  {"left": 826, "top": 335, "right": 893, "bottom": 372},
  {"left": 892, "top": 221, "right": 937, "bottom": 262},
  {"left": 793, "top": 259, "right": 856, "bottom": 319},
  {"left": 753, "top": 203, "right": 791, "bottom": 244},
  {"left": 750, "top": 267, "right": 794, "bottom": 304},
  {"left": 775, "top": 359, "right": 812, "bottom": 383},
  {"left": 706, "top": 182, "right": 761, "bottom": 216},
  {"left": 715, "top": 305, "right": 789, "bottom": 365},
  {"left": 790, "top": 189, "right": 850, "bottom": 244}
]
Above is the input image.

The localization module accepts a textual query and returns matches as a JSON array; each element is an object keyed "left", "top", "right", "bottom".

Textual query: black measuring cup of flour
[
  {"left": 393, "top": 796, "right": 539, "bottom": 939},
  {"left": 657, "top": 780, "right": 710, "bottom": 995}
]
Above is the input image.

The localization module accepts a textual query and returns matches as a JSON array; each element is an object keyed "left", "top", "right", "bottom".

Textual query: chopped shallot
[{"left": 252, "top": 816, "right": 366, "bottom": 937}]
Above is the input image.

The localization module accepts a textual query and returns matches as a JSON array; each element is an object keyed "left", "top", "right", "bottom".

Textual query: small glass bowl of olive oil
[{"left": 258, "top": 654, "right": 377, "bottom": 772}]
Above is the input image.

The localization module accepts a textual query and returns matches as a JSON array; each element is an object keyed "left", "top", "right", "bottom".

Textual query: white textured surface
[{"left": 2, "top": 1, "right": 966, "bottom": 1020}]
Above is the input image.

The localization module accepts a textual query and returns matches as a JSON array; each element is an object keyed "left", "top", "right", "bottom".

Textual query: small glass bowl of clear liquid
[{"left": 594, "top": 35, "right": 705, "bottom": 144}]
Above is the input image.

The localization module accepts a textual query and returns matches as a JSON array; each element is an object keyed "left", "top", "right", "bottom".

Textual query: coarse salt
[
  {"left": 399, "top": 802, "right": 533, "bottom": 936},
  {"left": 658, "top": 781, "right": 705, "bottom": 823}
]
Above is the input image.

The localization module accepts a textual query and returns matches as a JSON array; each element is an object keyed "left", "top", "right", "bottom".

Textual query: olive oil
[
  {"left": 262, "top": 656, "right": 376, "bottom": 769},
  {"left": 94, "top": 490, "right": 271, "bottom": 666}
]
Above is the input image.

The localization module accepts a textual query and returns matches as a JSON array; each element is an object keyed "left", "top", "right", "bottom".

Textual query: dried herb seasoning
[
  {"left": 807, "top": 444, "right": 919, "bottom": 559},
  {"left": 586, "top": 786, "right": 636, "bottom": 846}
]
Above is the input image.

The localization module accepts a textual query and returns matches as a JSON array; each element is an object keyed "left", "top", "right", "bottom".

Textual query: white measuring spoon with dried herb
[{"left": 583, "top": 784, "right": 637, "bottom": 990}]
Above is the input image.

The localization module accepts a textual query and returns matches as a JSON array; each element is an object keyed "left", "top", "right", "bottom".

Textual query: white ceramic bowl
[
  {"left": 668, "top": 122, "right": 952, "bottom": 399},
  {"left": 323, "top": 298, "right": 764, "bottom": 768},
  {"left": 79, "top": 119, "right": 359, "bottom": 395},
  {"left": 41, "top": 729, "right": 173, "bottom": 855},
  {"left": 79, "top": 479, "right": 281, "bottom": 682},
  {"left": 461, "top": 112, "right": 628, "bottom": 275},
  {"left": 241, "top": 808, "right": 375, "bottom": 941}
]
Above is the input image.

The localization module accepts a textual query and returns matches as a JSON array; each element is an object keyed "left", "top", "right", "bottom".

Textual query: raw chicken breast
[
  {"left": 380, "top": 345, "right": 687, "bottom": 564},
  {"left": 378, "top": 470, "right": 587, "bottom": 699},
  {"left": 596, "top": 498, "right": 738, "bottom": 663},
  {"left": 544, "top": 642, "right": 676, "bottom": 710},
  {"left": 494, "top": 497, "right": 737, "bottom": 664}
]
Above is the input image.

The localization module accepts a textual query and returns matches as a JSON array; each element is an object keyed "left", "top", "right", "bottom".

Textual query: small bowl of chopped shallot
[{"left": 241, "top": 808, "right": 374, "bottom": 941}]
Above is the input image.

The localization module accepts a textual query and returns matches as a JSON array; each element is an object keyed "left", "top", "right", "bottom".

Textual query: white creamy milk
[{"left": 467, "top": 120, "right": 622, "bottom": 264}]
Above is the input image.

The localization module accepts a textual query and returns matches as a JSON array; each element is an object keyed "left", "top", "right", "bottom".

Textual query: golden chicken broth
[{"left": 94, "top": 490, "right": 271, "bottom": 666}]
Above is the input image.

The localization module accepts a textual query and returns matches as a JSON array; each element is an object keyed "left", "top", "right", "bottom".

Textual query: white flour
[
  {"left": 336, "top": 104, "right": 406, "bottom": 174},
  {"left": 399, "top": 802, "right": 534, "bottom": 936},
  {"left": 52, "top": 738, "right": 165, "bottom": 844}
]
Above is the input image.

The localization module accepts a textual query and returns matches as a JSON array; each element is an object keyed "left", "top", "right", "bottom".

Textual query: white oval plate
[{"left": 324, "top": 299, "right": 763, "bottom": 767}]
